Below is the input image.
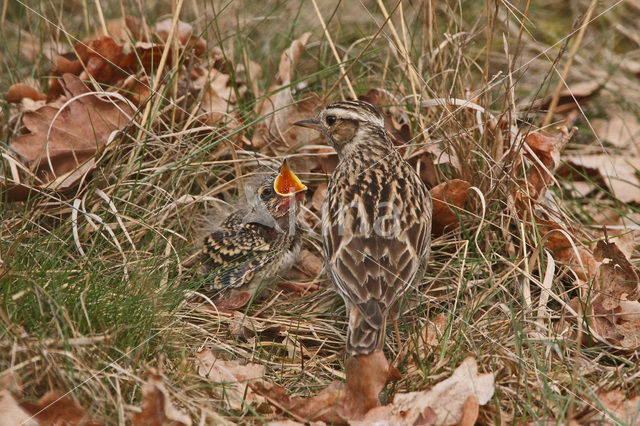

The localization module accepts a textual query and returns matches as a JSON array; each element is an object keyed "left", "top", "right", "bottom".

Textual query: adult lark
[
  {"left": 201, "top": 160, "right": 307, "bottom": 294},
  {"left": 296, "top": 100, "right": 432, "bottom": 356}
]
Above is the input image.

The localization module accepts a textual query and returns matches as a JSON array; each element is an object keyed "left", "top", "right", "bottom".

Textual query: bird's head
[
  {"left": 251, "top": 159, "right": 307, "bottom": 224},
  {"left": 294, "top": 100, "right": 387, "bottom": 158}
]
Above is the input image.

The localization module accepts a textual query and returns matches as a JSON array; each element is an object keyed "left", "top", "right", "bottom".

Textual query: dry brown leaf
[
  {"left": 254, "top": 350, "right": 398, "bottom": 423},
  {"left": 353, "top": 357, "right": 494, "bottom": 426},
  {"left": 9, "top": 74, "right": 134, "bottom": 190},
  {"left": 296, "top": 249, "right": 323, "bottom": 277},
  {"left": 195, "top": 348, "right": 266, "bottom": 411},
  {"left": 430, "top": 179, "right": 471, "bottom": 236},
  {"left": 228, "top": 311, "right": 282, "bottom": 341},
  {"left": 574, "top": 239, "right": 640, "bottom": 349},
  {"left": 594, "top": 389, "right": 640, "bottom": 424},
  {"left": 399, "top": 312, "right": 446, "bottom": 363},
  {"left": 7, "top": 83, "right": 47, "bottom": 103},
  {"left": 19, "top": 390, "right": 101, "bottom": 426},
  {"left": 531, "top": 81, "right": 600, "bottom": 114},
  {"left": 252, "top": 33, "right": 323, "bottom": 151},
  {"left": 523, "top": 129, "right": 572, "bottom": 199},
  {"left": 565, "top": 154, "right": 640, "bottom": 203},
  {"left": 205, "top": 291, "right": 252, "bottom": 313},
  {"left": 104, "top": 16, "right": 150, "bottom": 44},
  {"left": 188, "top": 66, "right": 239, "bottom": 125},
  {"left": 0, "top": 390, "right": 37, "bottom": 426},
  {"left": 593, "top": 239, "right": 640, "bottom": 309},
  {"left": 593, "top": 111, "right": 640, "bottom": 150},
  {"left": 131, "top": 369, "right": 192, "bottom": 426},
  {"left": 48, "top": 35, "right": 127, "bottom": 97},
  {"left": 538, "top": 219, "right": 598, "bottom": 281},
  {"left": 121, "top": 74, "right": 152, "bottom": 106},
  {"left": 311, "top": 182, "right": 327, "bottom": 212},
  {"left": 155, "top": 19, "right": 205, "bottom": 57}
]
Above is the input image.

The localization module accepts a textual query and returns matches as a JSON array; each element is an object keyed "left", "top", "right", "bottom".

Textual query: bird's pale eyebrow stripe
[{"left": 326, "top": 101, "right": 383, "bottom": 118}]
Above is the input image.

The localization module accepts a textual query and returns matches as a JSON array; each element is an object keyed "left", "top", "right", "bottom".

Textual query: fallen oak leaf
[
  {"left": 592, "top": 239, "right": 640, "bottom": 309},
  {"left": 538, "top": 219, "right": 598, "bottom": 281},
  {"left": 573, "top": 238, "right": 640, "bottom": 349},
  {"left": 352, "top": 357, "right": 494, "bottom": 426},
  {"left": 9, "top": 73, "right": 134, "bottom": 190},
  {"left": 195, "top": 348, "right": 267, "bottom": 412},
  {"left": 529, "top": 81, "right": 600, "bottom": 115},
  {"left": 252, "top": 380, "right": 346, "bottom": 424},
  {"left": 19, "top": 390, "right": 101, "bottom": 425},
  {"left": 430, "top": 179, "right": 470, "bottom": 236},
  {"left": 131, "top": 369, "right": 192, "bottom": 426},
  {"left": 0, "top": 390, "right": 37, "bottom": 426},
  {"left": 398, "top": 312, "right": 447, "bottom": 363},
  {"left": 227, "top": 311, "right": 282, "bottom": 341},
  {"left": 253, "top": 350, "right": 398, "bottom": 423},
  {"left": 592, "top": 388, "right": 640, "bottom": 425},
  {"left": 311, "top": 182, "right": 327, "bottom": 212},
  {"left": 564, "top": 154, "right": 640, "bottom": 204}
]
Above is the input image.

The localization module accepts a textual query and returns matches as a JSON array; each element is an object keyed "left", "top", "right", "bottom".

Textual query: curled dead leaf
[
  {"left": 523, "top": 128, "right": 572, "bottom": 199},
  {"left": 430, "top": 179, "right": 470, "bottom": 236},
  {"left": 228, "top": 311, "right": 282, "bottom": 341},
  {"left": 156, "top": 19, "right": 206, "bottom": 57},
  {"left": 7, "top": 83, "right": 47, "bottom": 103},
  {"left": 565, "top": 154, "right": 640, "bottom": 204},
  {"left": 539, "top": 219, "right": 598, "bottom": 281},
  {"left": 593, "top": 239, "right": 640, "bottom": 309},
  {"left": 104, "top": 16, "right": 150, "bottom": 44},
  {"left": 131, "top": 369, "right": 192, "bottom": 426}
]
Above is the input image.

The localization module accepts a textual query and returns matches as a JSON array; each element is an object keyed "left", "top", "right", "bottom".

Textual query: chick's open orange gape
[{"left": 274, "top": 159, "right": 307, "bottom": 196}]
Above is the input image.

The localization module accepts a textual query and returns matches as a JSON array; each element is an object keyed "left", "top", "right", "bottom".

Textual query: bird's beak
[
  {"left": 274, "top": 159, "right": 307, "bottom": 196},
  {"left": 293, "top": 118, "right": 321, "bottom": 131}
]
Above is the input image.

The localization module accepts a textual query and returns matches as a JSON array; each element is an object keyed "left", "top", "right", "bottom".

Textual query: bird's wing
[
  {"left": 322, "top": 158, "right": 432, "bottom": 327},
  {"left": 202, "top": 213, "right": 279, "bottom": 289}
]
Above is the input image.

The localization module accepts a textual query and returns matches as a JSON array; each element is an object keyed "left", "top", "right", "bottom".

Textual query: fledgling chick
[
  {"left": 295, "top": 100, "right": 433, "bottom": 357},
  {"left": 201, "top": 160, "right": 307, "bottom": 295}
]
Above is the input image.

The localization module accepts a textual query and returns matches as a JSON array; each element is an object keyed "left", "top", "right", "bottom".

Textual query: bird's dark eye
[
  {"left": 325, "top": 115, "right": 337, "bottom": 126},
  {"left": 260, "top": 186, "right": 273, "bottom": 200}
]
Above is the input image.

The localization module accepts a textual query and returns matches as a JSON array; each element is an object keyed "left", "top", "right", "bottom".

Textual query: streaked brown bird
[
  {"left": 295, "top": 100, "right": 432, "bottom": 356},
  {"left": 201, "top": 160, "right": 307, "bottom": 294}
]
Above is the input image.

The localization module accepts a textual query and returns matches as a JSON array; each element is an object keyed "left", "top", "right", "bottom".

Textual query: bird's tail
[{"left": 347, "top": 303, "right": 386, "bottom": 356}]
